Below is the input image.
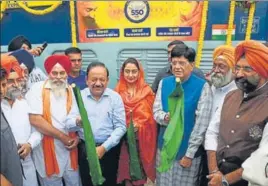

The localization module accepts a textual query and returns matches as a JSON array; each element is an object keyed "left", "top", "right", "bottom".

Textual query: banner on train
[
  {"left": 76, "top": 1, "right": 204, "bottom": 42},
  {"left": 6, "top": 1, "right": 60, "bottom": 9}
]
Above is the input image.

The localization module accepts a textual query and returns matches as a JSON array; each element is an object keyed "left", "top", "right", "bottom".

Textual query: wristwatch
[{"left": 222, "top": 176, "right": 229, "bottom": 186}]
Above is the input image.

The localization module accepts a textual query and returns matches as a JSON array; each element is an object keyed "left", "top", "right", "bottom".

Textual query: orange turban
[
  {"left": 44, "top": 55, "right": 71, "bottom": 74},
  {"left": 235, "top": 40, "right": 268, "bottom": 78},
  {"left": 0, "top": 53, "right": 23, "bottom": 77},
  {"left": 213, "top": 45, "right": 235, "bottom": 69}
]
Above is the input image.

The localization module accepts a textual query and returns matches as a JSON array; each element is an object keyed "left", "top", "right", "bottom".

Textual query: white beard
[
  {"left": 48, "top": 79, "right": 67, "bottom": 98},
  {"left": 211, "top": 69, "right": 233, "bottom": 88}
]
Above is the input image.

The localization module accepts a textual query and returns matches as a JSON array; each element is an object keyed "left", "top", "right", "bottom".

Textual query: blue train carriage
[{"left": 0, "top": 1, "right": 267, "bottom": 88}]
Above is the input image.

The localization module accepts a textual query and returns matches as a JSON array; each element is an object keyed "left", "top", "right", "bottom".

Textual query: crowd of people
[{"left": 0, "top": 35, "right": 267, "bottom": 186}]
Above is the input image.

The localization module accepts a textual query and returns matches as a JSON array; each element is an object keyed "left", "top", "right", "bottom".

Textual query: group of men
[{"left": 0, "top": 35, "right": 267, "bottom": 186}]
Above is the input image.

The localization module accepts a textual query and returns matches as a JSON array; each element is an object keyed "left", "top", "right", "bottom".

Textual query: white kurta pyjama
[{"left": 26, "top": 81, "right": 81, "bottom": 186}]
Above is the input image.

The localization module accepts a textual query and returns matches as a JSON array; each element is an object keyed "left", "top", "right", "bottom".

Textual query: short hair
[
  {"left": 0, "top": 68, "right": 7, "bottom": 80},
  {"left": 64, "top": 47, "right": 82, "bottom": 55},
  {"left": 86, "top": 62, "right": 109, "bottom": 77},
  {"left": 122, "top": 58, "right": 140, "bottom": 72},
  {"left": 167, "top": 40, "right": 185, "bottom": 48},
  {"left": 171, "top": 45, "right": 196, "bottom": 63}
]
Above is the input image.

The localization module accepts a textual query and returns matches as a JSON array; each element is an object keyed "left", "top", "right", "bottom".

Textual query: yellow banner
[
  {"left": 7, "top": 1, "right": 59, "bottom": 9},
  {"left": 77, "top": 1, "right": 203, "bottom": 42}
]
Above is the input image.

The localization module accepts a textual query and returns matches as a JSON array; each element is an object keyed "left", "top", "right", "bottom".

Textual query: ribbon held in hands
[
  {"left": 157, "top": 78, "right": 185, "bottom": 172},
  {"left": 127, "top": 111, "right": 144, "bottom": 181},
  {"left": 72, "top": 84, "right": 105, "bottom": 185}
]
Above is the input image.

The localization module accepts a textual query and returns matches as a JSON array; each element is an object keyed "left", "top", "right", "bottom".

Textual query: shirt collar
[
  {"left": 86, "top": 87, "right": 110, "bottom": 98},
  {"left": 80, "top": 70, "right": 86, "bottom": 76},
  {"left": 216, "top": 80, "right": 237, "bottom": 92}
]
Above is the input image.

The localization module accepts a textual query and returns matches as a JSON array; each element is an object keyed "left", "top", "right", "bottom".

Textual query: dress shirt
[
  {"left": 65, "top": 87, "right": 127, "bottom": 151},
  {"left": 1, "top": 99, "right": 42, "bottom": 149},
  {"left": 205, "top": 81, "right": 237, "bottom": 151}
]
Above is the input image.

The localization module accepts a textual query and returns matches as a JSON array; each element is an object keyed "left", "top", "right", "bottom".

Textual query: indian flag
[{"left": 212, "top": 24, "right": 236, "bottom": 40}]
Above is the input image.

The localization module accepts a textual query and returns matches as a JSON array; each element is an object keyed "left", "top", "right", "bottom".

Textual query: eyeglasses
[
  {"left": 235, "top": 65, "right": 254, "bottom": 73},
  {"left": 212, "top": 64, "right": 228, "bottom": 71}
]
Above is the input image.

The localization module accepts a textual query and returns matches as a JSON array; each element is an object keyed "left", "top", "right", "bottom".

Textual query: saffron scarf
[
  {"left": 157, "top": 79, "right": 184, "bottom": 172},
  {"left": 115, "top": 62, "right": 157, "bottom": 183},
  {"left": 42, "top": 81, "right": 78, "bottom": 177}
]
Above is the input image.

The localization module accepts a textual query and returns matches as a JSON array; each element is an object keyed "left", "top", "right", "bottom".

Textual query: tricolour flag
[{"left": 212, "top": 24, "right": 236, "bottom": 40}]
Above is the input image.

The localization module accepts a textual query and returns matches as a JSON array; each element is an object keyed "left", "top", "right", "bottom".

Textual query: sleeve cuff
[
  {"left": 158, "top": 112, "right": 169, "bottom": 126},
  {"left": 102, "top": 141, "right": 112, "bottom": 152},
  {"left": 185, "top": 149, "right": 195, "bottom": 159},
  {"left": 27, "top": 139, "right": 36, "bottom": 149},
  {"left": 204, "top": 143, "right": 217, "bottom": 151}
]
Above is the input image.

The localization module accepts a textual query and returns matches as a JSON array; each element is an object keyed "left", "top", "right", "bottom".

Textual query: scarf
[
  {"left": 115, "top": 62, "right": 156, "bottom": 184},
  {"left": 157, "top": 79, "right": 184, "bottom": 172},
  {"left": 42, "top": 81, "right": 78, "bottom": 177}
]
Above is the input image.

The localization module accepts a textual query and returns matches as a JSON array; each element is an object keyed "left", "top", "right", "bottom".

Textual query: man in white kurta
[
  {"left": 1, "top": 66, "right": 41, "bottom": 186},
  {"left": 26, "top": 55, "right": 81, "bottom": 186},
  {"left": 204, "top": 45, "right": 237, "bottom": 174}
]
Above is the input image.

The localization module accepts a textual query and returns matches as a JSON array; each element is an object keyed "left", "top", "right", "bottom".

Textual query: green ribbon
[
  {"left": 127, "top": 112, "right": 144, "bottom": 180},
  {"left": 72, "top": 86, "right": 105, "bottom": 186},
  {"left": 157, "top": 81, "right": 184, "bottom": 172}
]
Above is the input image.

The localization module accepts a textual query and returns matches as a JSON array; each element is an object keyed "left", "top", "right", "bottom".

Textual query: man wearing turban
[
  {"left": 25, "top": 55, "right": 81, "bottom": 186},
  {"left": 205, "top": 45, "right": 237, "bottom": 180},
  {"left": 207, "top": 40, "right": 268, "bottom": 186},
  {"left": 9, "top": 49, "right": 35, "bottom": 96},
  {"left": 1, "top": 54, "right": 42, "bottom": 186},
  {"left": 8, "top": 35, "right": 47, "bottom": 88},
  {"left": 0, "top": 57, "right": 23, "bottom": 186}
]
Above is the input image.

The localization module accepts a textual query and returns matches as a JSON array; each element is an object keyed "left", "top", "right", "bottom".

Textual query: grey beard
[
  {"left": 211, "top": 70, "right": 233, "bottom": 88},
  {"left": 49, "top": 79, "right": 67, "bottom": 98},
  {"left": 20, "top": 82, "right": 28, "bottom": 97},
  {"left": 6, "top": 89, "right": 22, "bottom": 100}
]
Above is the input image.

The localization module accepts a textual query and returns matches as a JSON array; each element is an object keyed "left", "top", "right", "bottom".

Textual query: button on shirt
[
  {"left": 205, "top": 81, "right": 237, "bottom": 151},
  {"left": 66, "top": 88, "right": 127, "bottom": 151},
  {"left": 1, "top": 99, "right": 42, "bottom": 149},
  {"left": 68, "top": 70, "right": 87, "bottom": 90}
]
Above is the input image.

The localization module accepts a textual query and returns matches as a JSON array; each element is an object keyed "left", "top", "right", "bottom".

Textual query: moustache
[
  {"left": 211, "top": 72, "right": 224, "bottom": 78},
  {"left": 92, "top": 83, "right": 104, "bottom": 88},
  {"left": 52, "top": 79, "right": 65, "bottom": 83}
]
